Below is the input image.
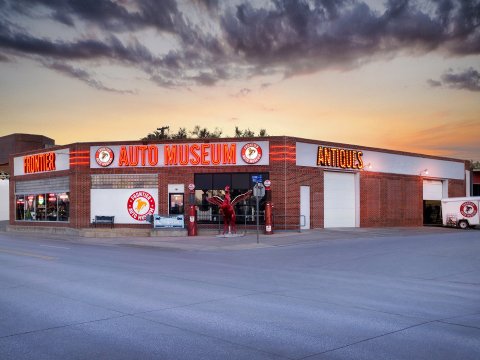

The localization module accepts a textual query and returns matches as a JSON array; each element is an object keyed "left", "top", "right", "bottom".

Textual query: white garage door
[
  {"left": 423, "top": 180, "right": 443, "bottom": 200},
  {"left": 324, "top": 172, "right": 356, "bottom": 228}
]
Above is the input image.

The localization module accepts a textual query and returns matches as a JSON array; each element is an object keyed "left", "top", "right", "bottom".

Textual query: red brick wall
[
  {"left": 448, "top": 179, "right": 466, "bottom": 198},
  {"left": 360, "top": 172, "right": 423, "bottom": 227},
  {"left": 9, "top": 137, "right": 468, "bottom": 230}
]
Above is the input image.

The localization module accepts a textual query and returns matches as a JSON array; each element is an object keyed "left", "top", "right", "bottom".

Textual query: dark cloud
[
  {"left": 429, "top": 67, "right": 480, "bottom": 91},
  {"left": 427, "top": 79, "right": 442, "bottom": 87},
  {"left": 0, "top": 0, "right": 479, "bottom": 92}
]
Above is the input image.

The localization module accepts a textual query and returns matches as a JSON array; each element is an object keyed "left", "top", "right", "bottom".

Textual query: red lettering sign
[
  {"left": 163, "top": 144, "right": 237, "bottom": 166},
  {"left": 24, "top": 152, "right": 56, "bottom": 174}
]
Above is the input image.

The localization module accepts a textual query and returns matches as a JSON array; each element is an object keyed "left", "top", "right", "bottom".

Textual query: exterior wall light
[{"left": 362, "top": 163, "right": 372, "bottom": 171}]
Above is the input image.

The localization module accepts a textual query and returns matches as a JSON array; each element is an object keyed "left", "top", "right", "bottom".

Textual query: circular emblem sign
[
  {"left": 460, "top": 201, "right": 477, "bottom": 218},
  {"left": 188, "top": 183, "right": 195, "bottom": 191},
  {"left": 241, "top": 143, "right": 263, "bottom": 164},
  {"left": 127, "top": 191, "right": 156, "bottom": 221},
  {"left": 95, "top": 147, "right": 114, "bottom": 167},
  {"left": 264, "top": 180, "right": 271, "bottom": 188}
]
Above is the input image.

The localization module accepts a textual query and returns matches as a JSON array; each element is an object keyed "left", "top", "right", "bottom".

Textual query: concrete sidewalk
[{"left": 2, "top": 224, "right": 468, "bottom": 251}]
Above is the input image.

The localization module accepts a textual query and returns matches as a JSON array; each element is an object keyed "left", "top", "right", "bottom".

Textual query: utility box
[{"left": 441, "top": 197, "right": 480, "bottom": 229}]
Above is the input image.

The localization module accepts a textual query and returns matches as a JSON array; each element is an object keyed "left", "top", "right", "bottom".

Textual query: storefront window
[
  {"left": 16, "top": 192, "right": 69, "bottom": 222},
  {"left": 16, "top": 195, "right": 25, "bottom": 220},
  {"left": 47, "top": 193, "right": 57, "bottom": 221},
  {"left": 194, "top": 173, "right": 268, "bottom": 224},
  {"left": 35, "top": 194, "right": 46, "bottom": 221},
  {"left": 25, "top": 195, "right": 35, "bottom": 220},
  {"left": 58, "top": 193, "right": 69, "bottom": 221}
]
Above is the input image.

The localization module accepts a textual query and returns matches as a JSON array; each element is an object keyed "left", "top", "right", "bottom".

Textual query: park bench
[{"left": 93, "top": 215, "right": 115, "bottom": 228}]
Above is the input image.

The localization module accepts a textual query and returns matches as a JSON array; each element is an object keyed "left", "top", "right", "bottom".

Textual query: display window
[
  {"left": 16, "top": 195, "right": 25, "bottom": 220},
  {"left": 194, "top": 172, "right": 267, "bottom": 224},
  {"left": 15, "top": 192, "right": 69, "bottom": 222}
]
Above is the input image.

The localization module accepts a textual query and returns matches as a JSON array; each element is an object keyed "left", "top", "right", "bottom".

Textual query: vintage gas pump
[
  {"left": 187, "top": 183, "right": 198, "bottom": 236},
  {"left": 264, "top": 180, "right": 273, "bottom": 235}
]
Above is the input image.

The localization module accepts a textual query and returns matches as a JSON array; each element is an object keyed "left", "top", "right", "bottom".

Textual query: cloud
[
  {"left": 233, "top": 88, "right": 251, "bottom": 97},
  {"left": 1, "top": 0, "right": 479, "bottom": 90},
  {"left": 391, "top": 119, "right": 480, "bottom": 159},
  {"left": 44, "top": 61, "right": 137, "bottom": 94},
  {"left": 428, "top": 67, "right": 480, "bottom": 91}
]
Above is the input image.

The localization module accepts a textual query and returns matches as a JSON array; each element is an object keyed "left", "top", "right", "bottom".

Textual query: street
[{"left": 0, "top": 227, "right": 479, "bottom": 359}]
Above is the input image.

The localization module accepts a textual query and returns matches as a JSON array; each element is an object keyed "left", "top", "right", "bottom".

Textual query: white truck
[{"left": 441, "top": 197, "right": 480, "bottom": 229}]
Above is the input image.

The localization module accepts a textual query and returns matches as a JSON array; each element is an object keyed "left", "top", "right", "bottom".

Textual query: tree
[
  {"left": 141, "top": 125, "right": 171, "bottom": 140},
  {"left": 234, "top": 126, "right": 267, "bottom": 137},
  {"left": 470, "top": 160, "right": 480, "bottom": 170},
  {"left": 171, "top": 127, "right": 188, "bottom": 139},
  {"left": 259, "top": 128, "right": 268, "bottom": 136},
  {"left": 190, "top": 125, "right": 222, "bottom": 138},
  {"left": 142, "top": 125, "right": 268, "bottom": 140}
]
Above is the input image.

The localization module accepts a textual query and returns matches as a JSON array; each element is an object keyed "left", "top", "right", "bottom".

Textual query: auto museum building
[{"left": 8, "top": 136, "right": 469, "bottom": 233}]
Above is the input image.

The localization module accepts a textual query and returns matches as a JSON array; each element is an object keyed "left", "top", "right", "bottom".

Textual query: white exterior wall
[
  {"left": 13, "top": 148, "right": 70, "bottom": 176},
  {"left": 296, "top": 142, "right": 465, "bottom": 180},
  {"left": 91, "top": 188, "right": 158, "bottom": 224},
  {"left": 0, "top": 180, "right": 9, "bottom": 221}
]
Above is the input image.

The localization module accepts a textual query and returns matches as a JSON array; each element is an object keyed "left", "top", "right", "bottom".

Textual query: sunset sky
[{"left": 1, "top": 0, "right": 479, "bottom": 161}]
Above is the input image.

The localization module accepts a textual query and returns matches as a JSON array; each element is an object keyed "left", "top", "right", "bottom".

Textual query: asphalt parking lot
[{"left": 0, "top": 226, "right": 479, "bottom": 359}]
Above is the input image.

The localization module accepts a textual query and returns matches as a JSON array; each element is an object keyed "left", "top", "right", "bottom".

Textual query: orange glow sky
[{"left": 1, "top": 1, "right": 479, "bottom": 161}]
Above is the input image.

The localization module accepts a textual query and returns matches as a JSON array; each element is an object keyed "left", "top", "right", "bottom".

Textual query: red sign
[
  {"left": 24, "top": 152, "right": 56, "bottom": 174},
  {"left": 127, "top": 191, "right": 156, "bottom": 221},
  {"left": 460, "top": 202, "right": 477, "bottom": 218},
  {"left": 118, "top": 145, "right": 158, "bottom": 166},
  {"left": 241, "top": 143, "right": 263, "bottom": 164},
  {"left": 95, "top": 147, "right": 114, "bottom": 167},
  {"left": 164, "top": 144, "right": 236, "bottom": 166}
]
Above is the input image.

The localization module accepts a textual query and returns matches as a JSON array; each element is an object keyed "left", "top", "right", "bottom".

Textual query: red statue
[{"left": 207, "top": 186, "right": 252, "bottom": 234}]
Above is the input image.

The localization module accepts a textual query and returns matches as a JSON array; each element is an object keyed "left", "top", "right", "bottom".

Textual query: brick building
[
  {"left": 8, "top": 136, "right": 468, "bottom": 233},
  {"left": 0, "top": 133, "right": 55, "bottom": 221}
]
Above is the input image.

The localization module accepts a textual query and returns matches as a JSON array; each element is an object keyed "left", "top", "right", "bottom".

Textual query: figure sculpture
[{"left": 207, "top": 186, "right": 252, "bottom": 234}]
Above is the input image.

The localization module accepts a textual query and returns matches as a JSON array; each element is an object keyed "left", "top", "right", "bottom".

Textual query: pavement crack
[
  {"left": 0, "top": 314, "right": 130, "bottom": 340},
  {"left": 133, "top": 312, "right": 294, "bottom": 360},
  {"left": 298, "top": 320, "right": 437, "bottom": 359}
]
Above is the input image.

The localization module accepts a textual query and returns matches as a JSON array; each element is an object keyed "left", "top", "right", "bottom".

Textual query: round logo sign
[
  {"left": 127, "top": 191, "right": 156, "bottom": 221},
  {"left": 95, "top": 147, "right": 114, "bottom": 167},
  {"left": 460, "top": 202, "right": 477, "bottom": 218},
  {"left": 241, "top": 143, "right": 263, "bottom": 164},
  {"left": 264, "top": 180, "right": 271, "bottom": 188},
  {"left": 188, "top": 183, "right": 195, "bottom": 191}
]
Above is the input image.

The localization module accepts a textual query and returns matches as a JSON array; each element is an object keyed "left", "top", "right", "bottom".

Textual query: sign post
[{"left": 253, "top": 182, "right": 265, "bottom": 244}]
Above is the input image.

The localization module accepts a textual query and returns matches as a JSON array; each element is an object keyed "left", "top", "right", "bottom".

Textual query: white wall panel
[
  {"left": 0, "top": 180, "right": 9, "bottom": 221},
  {"left": 296, "top": 142, "right": 465, "bottom": 180},
  {"left": 91, "top": 188, "right": 158, "bottom": 224}
]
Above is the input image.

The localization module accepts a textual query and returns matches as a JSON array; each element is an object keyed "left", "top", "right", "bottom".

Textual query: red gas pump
[
  {"left": 187, "top": 183, "right": 198, "bottom": 236},
  {"left": 264, "top": 180, "right": 273, "bottom": 235}
]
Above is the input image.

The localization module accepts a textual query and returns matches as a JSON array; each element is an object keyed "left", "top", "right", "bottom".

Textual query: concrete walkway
[{"left": 3, "top": 224, "right": 470, "bottom": 251}]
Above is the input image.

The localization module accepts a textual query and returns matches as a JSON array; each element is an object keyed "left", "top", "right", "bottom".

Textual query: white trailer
[{"left": 441, "top": 197, "right": 480, "bottom": 229}]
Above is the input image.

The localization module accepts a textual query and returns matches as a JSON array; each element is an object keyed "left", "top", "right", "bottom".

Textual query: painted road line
[{"left": 0, "top": 248, "right": 56, "bottom": 261}]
